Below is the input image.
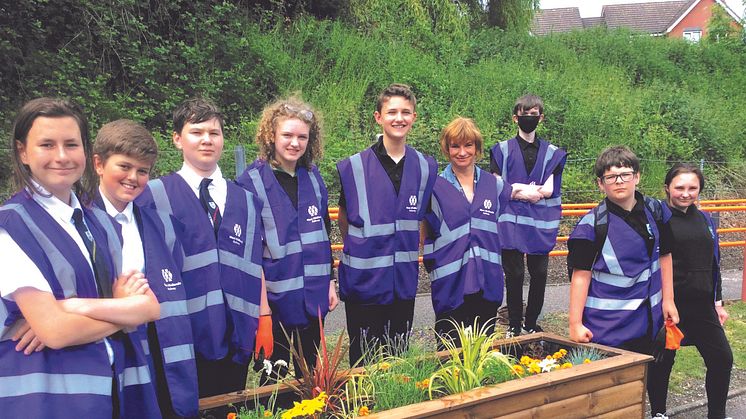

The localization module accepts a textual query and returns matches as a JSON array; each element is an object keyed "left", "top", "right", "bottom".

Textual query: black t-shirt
[
  {"left": 338, "top": 136, "right": 406, "bottom": 209},
  {"left": 567, "top": 193, "right": 673, "bottom": 271}
]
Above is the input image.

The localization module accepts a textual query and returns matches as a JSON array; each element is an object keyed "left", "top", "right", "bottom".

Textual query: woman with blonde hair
[{"left": 236, "top": 96, "right": 337, "bottom": 380}]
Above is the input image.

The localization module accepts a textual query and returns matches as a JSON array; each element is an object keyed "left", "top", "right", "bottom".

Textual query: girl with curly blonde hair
[{"left": 236, "top": 96, "right": 337, "bottom": 382}]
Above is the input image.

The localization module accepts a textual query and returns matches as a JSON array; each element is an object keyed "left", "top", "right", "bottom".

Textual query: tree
[
  {"left": 707, "top": 3, "right": 742, "bottom": 45},
  {"left": 486, "top": 0, "right": 540, "bottom": 31}
]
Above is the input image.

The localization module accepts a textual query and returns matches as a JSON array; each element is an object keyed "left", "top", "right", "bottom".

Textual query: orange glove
[
  {"left": 665, "top": 320, "right": 684, "bottom": 350},
  {"left": 254, "top": 314, "right": 274, "bottom": 360}
]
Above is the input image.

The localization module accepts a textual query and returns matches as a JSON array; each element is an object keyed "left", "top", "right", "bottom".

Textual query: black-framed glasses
[{"left": 600, "top": 171, "right": 636, "bottom": 185}]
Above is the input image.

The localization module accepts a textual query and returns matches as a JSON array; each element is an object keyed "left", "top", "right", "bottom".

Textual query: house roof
[
  {"left": 531, "top": 7, "right": 583, "bottom": 35},
  {"left": 582, "top": 17, "right": 604, "bottom": 29},
  {"left": 601, "top": 0, "right": 693, "bottom": 34}
]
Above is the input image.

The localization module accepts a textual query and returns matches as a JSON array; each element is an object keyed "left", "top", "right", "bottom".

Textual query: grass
[{"left": 541, "top": 301, "right": 746, "bottom": 395}]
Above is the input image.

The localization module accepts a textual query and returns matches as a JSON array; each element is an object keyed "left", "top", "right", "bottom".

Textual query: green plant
[
  {"left": 428, "top": 318, "right": 515, "bottom": 398},
  {"left": 565, "top": 345, "right": 608, "bottom": 365},
  {"left": 282, "top": 312, "right": 353, "bottom": 415}
]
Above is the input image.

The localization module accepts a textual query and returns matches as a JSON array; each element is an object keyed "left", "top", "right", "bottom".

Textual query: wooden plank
[
  {"left": 497, "top": 393, "right": 591, "bottom": 419},
  {"left": 588, "top": 380, "right": 645, "bottom": 416},
  {"left": 593, "top": 403, "right": 644, "bottom": 419}
]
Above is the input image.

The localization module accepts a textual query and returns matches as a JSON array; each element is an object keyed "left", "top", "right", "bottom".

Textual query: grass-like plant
[
  {"left": 565, "top": 345, "right": 608, "bottom": 365},
  {"left": 428, "top": 317, "right": 516, "bottom": 398},
  {"left": 364, "top": 341, "right": 440, "bottom": 412}
]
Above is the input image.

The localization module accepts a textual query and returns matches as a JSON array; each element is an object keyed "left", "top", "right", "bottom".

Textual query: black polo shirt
[{"left": 489, "top": 136, "right": 561, "bottom": 177}]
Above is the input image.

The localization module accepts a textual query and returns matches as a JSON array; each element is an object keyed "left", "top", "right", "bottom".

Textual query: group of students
[{"left": 0, "top": 83, "right": 732, "bottom": 419}]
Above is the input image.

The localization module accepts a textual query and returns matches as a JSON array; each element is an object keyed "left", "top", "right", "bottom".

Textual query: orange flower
[
  {"left": 359, "top": 406, "right": 370, "bottom": 416},
  {"left": 415, "top": 378, "right": 430, "bottom": 390},
  {"left": 227, "top": 413, "right": 237, "bottom": 419},
  {"left": 399, "top": 374, "right": 412, "bottom": 383},
  {"left": 264, "top": 411, "right": 273, "bottom": 417}
]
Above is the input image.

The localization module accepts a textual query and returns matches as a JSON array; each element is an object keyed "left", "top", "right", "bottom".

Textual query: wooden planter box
[{"left": 199, "top": 332, "right": 652, "bottom": 419}]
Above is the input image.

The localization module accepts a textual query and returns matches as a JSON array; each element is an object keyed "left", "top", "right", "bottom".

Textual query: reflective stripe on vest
[
  {"left": 0, "top": 204, "right": 77, "bottom": 297},
  {"left": 89, "top": 207, "right": 123, "bottom": 276},
  {"left": 0, "top": 373, "right": 112, "bottom": 397},
  {"left": 118, "top": 365, "right": 152, "bottom": 389},
  {"left": 498, "top": 213, "right": 561, "bottom": 230},
  {"left": 429, "top": 245, "right": 502, "bottom": 282},
  {"left": 162, "top": 343, "right": 196, "bottom": 364},
  {"left": 586, "top": 289, "right": 663, "bottom": 311}
]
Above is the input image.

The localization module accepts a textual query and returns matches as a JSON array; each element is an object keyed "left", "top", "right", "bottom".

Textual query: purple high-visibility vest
[
  {"left": 94, "top": 195, "right": 200, "bottom": 417},
  {"left": 570, "top": 200, "right": 671, "bottom": 347},
  {"left": 490, "top": 137, "right": 567, "bottom": 254},
  {"left": 337, "top": 146, "right": 437, "bottom": 304},
  {"left": 0, "top": 192, "right": 158, "bottom": 419},
  {"left": 137, "top": 174, "right": 264, "bottom": 364},
  {"left": 423, "top": 169, "right": 511, "bottom": 315},
  {"left": 236, "top": 160, "right": 332, "bottom": 328}
]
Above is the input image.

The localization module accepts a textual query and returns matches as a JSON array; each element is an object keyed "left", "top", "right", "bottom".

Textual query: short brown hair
[
  {"left": 93, "top": 119, "right": 158, "bottom": 167},
  {"left": 439, "top": 117, "right": 483, "bottom": 161},
  {"left": 255, "top": 96, "right": 322, "bottom": 169},
  {"left": 513, "top": 94, "right": 544, "bottom": 115},
  {"left": 594, "top": 146, "right": 639, "bottom": 178},
  {"left": 173, "top": 97, "right": 224, "bottom": 135},
  {"left": 376, "top": 83, "right": 417, "bottom": 113},
  {"left": 10, "top": 97, "right": 95, "bottom": 203}
]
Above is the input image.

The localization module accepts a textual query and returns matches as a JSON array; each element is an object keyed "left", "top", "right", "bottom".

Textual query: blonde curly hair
[{"left": 255, "top": 96, "right": 322, "bottom": 169}]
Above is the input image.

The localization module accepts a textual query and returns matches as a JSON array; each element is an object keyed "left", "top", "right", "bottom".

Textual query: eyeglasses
[
  {"left": 600, "top": 171, "right": 636, "bottom": 185},
  {"left": 281, "top": 103, "right": 314, "bottom": 121}
]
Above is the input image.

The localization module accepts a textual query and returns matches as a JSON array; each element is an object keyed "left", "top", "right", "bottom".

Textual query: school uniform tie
[
  {"left": 199, "top": 178, "right": 222, "bottom": 237},
  {"left": 72, "top": 208, "right": 113, "bottom": 298}
]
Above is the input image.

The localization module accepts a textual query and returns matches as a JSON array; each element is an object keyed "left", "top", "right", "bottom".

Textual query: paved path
[{"left": 325, "top": 269, "right": 744, "bottom": 334}]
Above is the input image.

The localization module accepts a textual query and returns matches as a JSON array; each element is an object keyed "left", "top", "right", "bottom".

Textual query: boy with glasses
[{"left": 567, "top": 146, "right": 679, "bottom": 417}]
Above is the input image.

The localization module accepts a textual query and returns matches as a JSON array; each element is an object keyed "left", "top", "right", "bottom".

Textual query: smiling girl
[
  {"left": 0, "top": 98, "right": 160, "bottom": 418},
  {"left": 236, "top": 97, "right": 337, "bottom": 380}
]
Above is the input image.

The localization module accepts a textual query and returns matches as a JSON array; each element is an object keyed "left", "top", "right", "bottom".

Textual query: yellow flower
[
  {"left": 552, "top": 351, "right": 563, "bottom": 359},
  {"left": 520, "top": 355, "right": 532, "bottom": 366},
  {"left": 281, "top": 392, "right": 327, "bottom": 419},
  {"left": 415, "top": 378, "right": 430, "bottom": 390},
  {"left": 545, "top": 355, "right": 553, "bottom": 360},
  {"left": 359, "top": 406, "right": 370, "bottom": 416},
  {"left": 512, "top": 365, "right": 525, "bottom": 376},
  {"left": 528, "top": 362, "right": 542, "bottom": 374},
  {"left": 583, "top": 358, "right": 591, "bottom": 364},
  {"left": 264, "top": 411, "right": 273, "bottom": 417},
  {"left": 559, "top": 348, "right": 568, "bottom": 356},
  {"left": 379, "top": 362, "right": 391, "bottom": 371},
  {"left": 453, "top": 368, "right": 460, "bottom": 379},
  {"left": 561, "top": 363, "right": 572, "bottom": 369}
]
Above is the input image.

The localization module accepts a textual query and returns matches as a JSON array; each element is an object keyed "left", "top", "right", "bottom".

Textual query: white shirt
[
  {"left": 0, "top": 189, "right": 92, "bottom": 299},
  {"left": 99, "top": 191, "right": 144, "bottom": 273},
  {"left": 177, "top": 163, "right": 227, "bottom": 222}
]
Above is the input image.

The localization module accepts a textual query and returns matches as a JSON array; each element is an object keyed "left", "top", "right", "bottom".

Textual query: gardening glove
[
  {"left": 664, "top": 320, "right": 684, "bottom": 350},
  {"left": 254, "top": 314, "right": 274, "bottom": 360}
]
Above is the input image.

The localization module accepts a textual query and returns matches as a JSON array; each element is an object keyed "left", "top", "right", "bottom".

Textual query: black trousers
[
  {"left": 434, "top": 292, "right": 499, "bottom": 351},
  {"left": 618, "top": 334, "right": 672, "bottom": 418},
  {"left": 652, "top": 299, "right": 733, "bottom": 418},
  {"left": 196, "top": 352, "right": 248, "bottom": 398},
  {"left": 502, "top": 249, "right": 548, "bottom": 328},
  {"left": 260, "top": 317, "right": 321, "bottom": 384},
  {"left": 345, "top": 299, "right": 415, "bottom": 366}
]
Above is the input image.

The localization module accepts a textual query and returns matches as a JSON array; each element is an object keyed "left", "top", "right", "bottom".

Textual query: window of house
[{"left": 683, "top": 29, "right": 702, "bottom": 42}]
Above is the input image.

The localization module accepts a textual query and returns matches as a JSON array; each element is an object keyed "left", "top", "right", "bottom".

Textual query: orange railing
[{"left": 328, "top": 199, "right": 746, "bottom": 263}]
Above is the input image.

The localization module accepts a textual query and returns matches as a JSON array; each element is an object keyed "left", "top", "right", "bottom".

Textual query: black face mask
[{"left": 517, "top": 115, "right": 541, "bottom": 134}]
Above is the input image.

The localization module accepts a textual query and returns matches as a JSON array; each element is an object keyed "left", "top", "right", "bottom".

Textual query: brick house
[{"left": 532, "top": 0, "right": 743, "bottom": 41}]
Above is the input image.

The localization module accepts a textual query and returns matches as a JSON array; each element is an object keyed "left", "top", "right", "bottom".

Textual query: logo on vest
[
  {"left": 406, "top": 195, "right": 418, "bottom": 213},
  {"left": 161, "top": 268, "right": 182, "bottom": 291},
  {"left": 306, "top": 205, "right": 322, "bottom": 223},
  {"left": 229, "top": 223, "right": 244, "bottom": 246},
  {"left": 209, "top": 201, "right": 217, "bottom": 210},
  {"left": 479, "top": 199, "right": 495, "bottom": 216}
]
